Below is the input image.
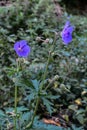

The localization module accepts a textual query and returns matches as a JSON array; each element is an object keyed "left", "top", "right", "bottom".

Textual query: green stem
[
  {"left": 26, "top": 96, "right": 39, "bottom": 129},
  {"left": 40, "top": 33, "right": 57, "bottom": 91},
  {"left": 14, "top": 58, "right": 20, "bottom": 130},
  {"left": 40, "top": 52, "right": 51, "bottom": 91},
  {"left": 14, "top": 85, "right": 17, "bottom": 130}
]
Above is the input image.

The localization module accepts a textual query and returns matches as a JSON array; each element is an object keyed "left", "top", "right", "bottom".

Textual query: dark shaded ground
[
  {"left": 60, "top": 0, "right": 87, "bottom": 15},
  {"left": 0, "top": 0, "right": 13, "bottom": 6}
]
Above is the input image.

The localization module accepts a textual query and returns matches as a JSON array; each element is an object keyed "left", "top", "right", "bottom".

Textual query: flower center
[
  {"left": 18, "top": 47, "right": 22, "bottom": 51},
  {"left": 18, "top": 44, "right": 26, "bottom": 52},
  {"left": 64, "top": 31, "right": 70, "bottom": 37}
]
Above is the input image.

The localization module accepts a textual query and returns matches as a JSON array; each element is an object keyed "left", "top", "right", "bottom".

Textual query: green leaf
[
  {"left": 0, "top": 110, "right": 6, "bottom": 119},
  {"left": 76, "top": 114, "right": 85, "bottom": 125},
  {"left": 45, "top": 95, "right": 60, "bottom": 100},
  {"left": 68, "top": 105, "right": 78, "bottom": 111},
  {"left": 32, "top": 80, "right": 40, "bottom": 91},
  {"left": 42, "top": 98, "right": 53, "bottom": 115},
  {"left": 25, "top": 92, "right": 36, "bottom": 102},
  {"left": 70, "top": 124, "right": 84, "bottom": 130},
  {"left": 5, "top": 106, "right": 28, "bottom": 113}
]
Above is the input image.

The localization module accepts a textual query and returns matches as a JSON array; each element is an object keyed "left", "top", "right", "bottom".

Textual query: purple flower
[
  {"left": 61, "top": 21, "right": 74, "bottom": 45},
  {"left": 14, "top": 40, "right": 30, "bottom": 57}
]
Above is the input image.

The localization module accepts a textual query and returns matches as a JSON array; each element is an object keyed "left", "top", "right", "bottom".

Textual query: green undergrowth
[{"left": 0, "top": 0, "right": 87, "bottom": 129}]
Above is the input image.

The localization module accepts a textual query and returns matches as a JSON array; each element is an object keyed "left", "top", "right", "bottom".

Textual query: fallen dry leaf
[{"left": 43, "top": 118, "right": 61, "bottom": 126}]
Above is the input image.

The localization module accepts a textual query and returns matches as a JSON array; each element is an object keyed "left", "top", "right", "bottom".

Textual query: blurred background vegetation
[{"left": 0, "top": 0, "right": 87, "bottom": 129}]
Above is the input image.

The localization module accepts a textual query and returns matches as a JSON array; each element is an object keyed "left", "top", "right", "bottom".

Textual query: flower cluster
[
  {"left": 14, "top": 40, "right": 30, "bottom": 57},
  {"left": 61, "top": 21, "right": 74, "bottom": 45}
]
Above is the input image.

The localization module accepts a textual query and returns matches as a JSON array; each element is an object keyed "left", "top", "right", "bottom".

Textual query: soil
[{"left": 0, "top": 0, "right": 11, "bottom": 6}]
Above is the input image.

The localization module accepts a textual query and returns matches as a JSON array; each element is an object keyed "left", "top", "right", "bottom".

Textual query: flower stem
[
  {"left": 26, "top": 96, "right": 39, "bottom": 129},
  {"left": 40, "top": 52, "right": 51, "bottom": 91},
  {"left": 40, "top": 33, "right": 57, "bottom": 91},
  {"left": 14, "top": 85, "right": 17, "bottom": 130},
  {"left": 14, "top": 58, "right": 20, "bottom": 130}
]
